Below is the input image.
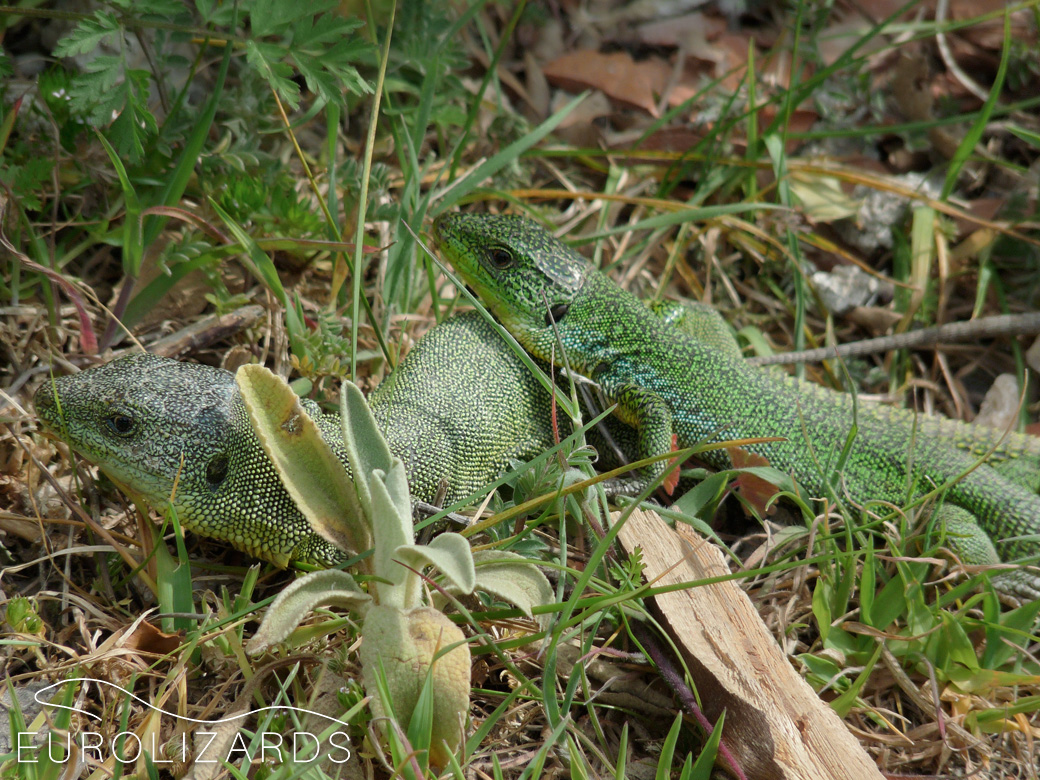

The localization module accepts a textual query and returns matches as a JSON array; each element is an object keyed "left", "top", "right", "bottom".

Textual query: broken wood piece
[{"left": 614, "top": 508, "right": 882, "bottom": 779}]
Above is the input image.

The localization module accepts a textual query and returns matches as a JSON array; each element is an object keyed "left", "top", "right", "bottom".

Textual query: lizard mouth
[
  {"left": 33, "top": 399, "right": 64, "bottom": 441},
  {"left": 36, "top": 424, "right": 59, "bottom": 442}
]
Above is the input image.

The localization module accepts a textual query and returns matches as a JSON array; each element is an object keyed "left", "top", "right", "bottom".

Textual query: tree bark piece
[{"left": 614, "top": 508, "right": 882, "bottom": 780}]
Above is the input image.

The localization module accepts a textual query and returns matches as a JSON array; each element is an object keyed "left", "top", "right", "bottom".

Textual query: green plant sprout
[{"left": 236, "top": 364, "right": 552, "bottom": 769}]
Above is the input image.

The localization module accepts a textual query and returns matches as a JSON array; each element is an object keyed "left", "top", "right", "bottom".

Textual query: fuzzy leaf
[
  {"left": 395, "top": 533, "right": 477, "bottom": 597},
  {"left": 247, "top": 569, "right": 370, "bottom": 654},
  {"left": 236, "top": 364, "right": 371, "bottom": 555},
  {"left": 360, "top": 605, "right": 470, "bottom": 768},
  {"left": 383, "top": 452, "right": 412, "bottom": 522},
  {"left": 462, "top": 550, "right": 553, "bottom": 628},
  {"left": 340, "top": 380, "right": 394, "bottom": 520},
  {"left": 369, "top": 461, "right": 417, "bottom": 608}
]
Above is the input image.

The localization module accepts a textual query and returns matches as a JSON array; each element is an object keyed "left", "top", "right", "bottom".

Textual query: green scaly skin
[
  {"left": 35, "top": 312, "right": 622, "bottom": 567},
  {"left": 434, "top": 212, "right": 1040, "bottom": 601}
]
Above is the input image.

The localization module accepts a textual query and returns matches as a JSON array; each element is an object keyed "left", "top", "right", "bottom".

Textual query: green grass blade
[
  {"left": 209, "top": 198, "right": 306, "bottom": 353},
  {"left": 142, "top": 27, "right": 233, "bottom": 247},
  {"left": 94, "top": 129, "right": 142, "bottom": 278},
  {"left": 689, "top": 709, "right": 724, "bottom": 780},
  {"left": 656, "top": 713, "right": 683, "bottom": 780},
  {"left": 430, "top": 92, "right": 587, "bottom": 215},
  {"left": 347, "top": 1, "right": 395, "bottom": 378},
  {"left": 941, "top": 13, "right": 1011, "bottom": 200}
]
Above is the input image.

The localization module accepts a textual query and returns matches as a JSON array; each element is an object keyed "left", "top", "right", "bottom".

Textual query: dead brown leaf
[
  {"left": 727, "top": 447, "right": 779, "bottom": 517},
  {"left": 104, "top": 619, "right": 184, "bottom": 657},
  {"left": 543, "top": 50, "right": 672, "bottom": 116}
]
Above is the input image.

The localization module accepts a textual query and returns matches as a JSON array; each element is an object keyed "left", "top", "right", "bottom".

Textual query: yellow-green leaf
[{"left": 236, "top": 364, "right": 371, "bottom": 555}]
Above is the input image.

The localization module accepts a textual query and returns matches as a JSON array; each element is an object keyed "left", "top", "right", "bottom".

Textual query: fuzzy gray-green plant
[{"left": 239, "top": 365, "right": 552, "bottom": 767}]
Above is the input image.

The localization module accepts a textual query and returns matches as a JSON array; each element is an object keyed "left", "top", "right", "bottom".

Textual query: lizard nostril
[{"left": 545, "top": 304, "right": 569, "bottom": 326}]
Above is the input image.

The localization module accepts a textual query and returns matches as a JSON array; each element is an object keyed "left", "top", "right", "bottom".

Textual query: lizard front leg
[{"left": 599, "top": 380, "right": 680, "bottom": 496}]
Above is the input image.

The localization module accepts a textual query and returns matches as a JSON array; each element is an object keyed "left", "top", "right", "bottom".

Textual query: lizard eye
[
  {"left": 487, "top": 246, "right": 515, "bottom": 270},
  {"left": 206, "top": 454, "right": 229, "bottom": 489},
  {"left": 106, "top": 413, "right": 136, "bottom": 437}
]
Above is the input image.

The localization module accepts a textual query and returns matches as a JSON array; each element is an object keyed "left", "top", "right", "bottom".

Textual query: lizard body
[
  {"left": 434, "top": 212, "right": 1040, "bottom": 600},
  {"left": 35, "top": 312, "right": 616, "bottom": 566}
]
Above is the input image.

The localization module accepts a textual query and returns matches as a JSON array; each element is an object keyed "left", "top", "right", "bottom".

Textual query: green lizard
[
  {"left": 434, "top": 212, "right": 1040, "bottom": 600},
  {"left": 35, "top": 312, "right": 629, "bottom": 567}
]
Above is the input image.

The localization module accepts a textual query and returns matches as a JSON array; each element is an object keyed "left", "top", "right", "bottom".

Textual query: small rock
[
  {"left": 974, "top": 374, "right": 1023, "bottom": 431},
  {"left": 810, "top": 265, "right": 892, "bottom": 316}
]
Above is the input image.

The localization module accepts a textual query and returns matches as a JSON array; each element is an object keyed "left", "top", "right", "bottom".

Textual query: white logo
[{"left": 16, "top": 678, "right": 353, "bottom": 767}]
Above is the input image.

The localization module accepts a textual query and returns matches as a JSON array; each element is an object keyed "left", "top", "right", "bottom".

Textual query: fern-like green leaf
[
  {"left": 65, "top": 53, "right": 157, "bottom": 163},
  {"left": 245, "top": 40, "right": 301, "bottom": 109},
  {"left": 251, "top": 0, "right": 335, "bottom": 37},
  {"left": 244, "top": 4, "right": 372, "bottom": 110},
  {"left": 293, "top": 51, "right": 342, "bottom": 105},
  {"left": 108, "top": 69, "right": 157, "bottom": 162},
  {"left": 52, "top": 11, "right": 121, "bottom": 58},
  {"left": 109, "top": 0, "right": 187, "bottom": 14}
]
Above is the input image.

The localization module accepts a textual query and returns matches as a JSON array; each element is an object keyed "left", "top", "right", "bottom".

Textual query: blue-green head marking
[{"left": 433, "top": 213, "right": 588, "bottom": 347}]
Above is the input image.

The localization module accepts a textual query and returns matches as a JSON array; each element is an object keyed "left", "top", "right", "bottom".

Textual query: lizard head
[
  {"left": 34, "top": 353, "right": 239, "bottom": 526},
  {"left": 35, "top": 355, "right": 349, "bottom": 569},
  {"left": 35, "top": 354, "right": 347, "bottom": 568},
  {"left": 433, "top": 213, "right": 587, "bottom": 353}
]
